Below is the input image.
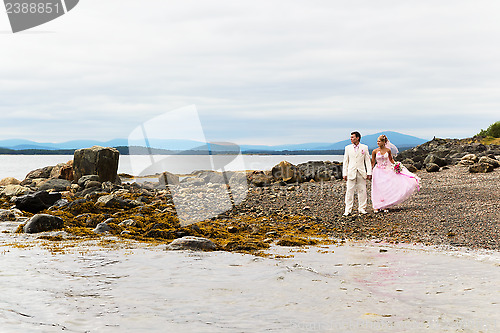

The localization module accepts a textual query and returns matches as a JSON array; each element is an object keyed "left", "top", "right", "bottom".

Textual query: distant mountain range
[{"left": 0, "top": 131, "right": 427, "bottom": 154}]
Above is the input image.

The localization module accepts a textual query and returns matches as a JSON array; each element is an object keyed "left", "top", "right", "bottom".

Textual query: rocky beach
[
  {"left": 0, "top": 137, "right": 498, "bottom": 253},
  {"left": 0, "top": 138, "right": 499, "bottom": 332}
]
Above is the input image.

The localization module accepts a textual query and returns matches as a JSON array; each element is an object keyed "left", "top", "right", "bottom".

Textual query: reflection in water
[{"left": 0, "top": 232, "right": 498, "bottom": 332}]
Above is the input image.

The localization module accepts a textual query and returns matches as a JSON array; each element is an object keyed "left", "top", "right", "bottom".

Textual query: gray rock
[
  {"left": 85, "top": 180, "right": 102, "bottom": 189},
  {"left": 405, "top": 164, "right": 418, "bottom": 173},
  {"left": 93, "top": 221, "right": 111, "bottom": 234},
  {"left": 424, "top": 154, "right": 447, "bottom": 167},
  {"left": 24, "top": 166, "right": 53, "bottom": 180},
  {"left": 52, "top": 199, "right": 69, "bottom": 208},
  {"left": 39, "top": 179, "right": 71, "bottom": 192},
  {"left": 459, "top": 159, "right": 475, "bottom": 166},
  {"left": 469, "top": 163, "right": 494, "bottom": 173},
  {"left": 118, "top": 219, "right": 136, "bottom": 227},
  {"left": 402, "top": 158, "right": 415, "bottom": 165},
  {"left": 15, "top": 191, "right": 62, "bottom": 214},
  {"left": 425, "top": 163, "right": 440, "bottom": 172},
  {"left": 97, "top": 194, "right": 126, "bottom": 208},
  {"left": 0, "top": 177, "right": 21, "bottom": 186},
  {"left": 0, "top": 185, "right": 30, "bottom": 197},
  {"left": 24, "top": 214, "right": 64, "bottom": 233},
  {"left": 0, "top": 209, "right": 16, "bottom": 221},
  {"left": 478, "top": 156, "right": 500, "bottom": 168},
  {"left": 78, "top": 174, "right": 100, "bottom": 187},
  {"left": 461, "top": 153, "right": 478, "bottom": 162},
  {"left": 165, "top": 236, "right": 217, "bottom": 251},
  {"left": 297, "top": 161, "right": 341, "bottom": 182},
  {"left": 101, "top": 181, "right": 122, "bottom": 193}
]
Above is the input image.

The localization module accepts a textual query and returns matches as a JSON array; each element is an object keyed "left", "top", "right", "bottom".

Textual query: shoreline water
[
  {"left": 1, "top": 229, "right": 498, "bottom": 332},
  {"left": 0, "top": 154, "right": 344, "bottom": 181}
]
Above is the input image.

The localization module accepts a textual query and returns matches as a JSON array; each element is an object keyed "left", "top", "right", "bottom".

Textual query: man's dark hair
[{"left": 351, "top": 131, "right": 361, "bottom": 139}]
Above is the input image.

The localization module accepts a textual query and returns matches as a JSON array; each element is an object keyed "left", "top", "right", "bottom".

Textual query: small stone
[
  {"left": 425, "top": 163, "right": 440, "bottom": 172},
  {"left": 0, "top": 209, "right": 16, "bottom": 221},
  {"left": 165, "top": 236, "right": 217, "bottom": 251},
  {"left": 469, "top": 163, "right": 493, "bottom": 173},
  {"left": 93, "top": 222, "right": 111, "bottom": 234},
  {"left": 118, "top": 219, "right": 136, "bottom": 227}
]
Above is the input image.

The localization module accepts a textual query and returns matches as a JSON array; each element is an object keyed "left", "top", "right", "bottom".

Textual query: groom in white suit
[{"left": 343, "top": 131, "right": 372, "bottom": 216}]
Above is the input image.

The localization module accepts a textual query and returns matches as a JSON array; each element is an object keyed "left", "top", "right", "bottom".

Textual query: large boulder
[
  {"left": 14, "top": 191, "right": 62, "bottom": 213},
  {"left": 73, "top": 146, "right": 119, "bottom": 184},
  {"left": 23, "top": 214, "right": 64, "bottom": 233},
  {"left": 271, "top": 161, "right": 303, "bottom": 183}
]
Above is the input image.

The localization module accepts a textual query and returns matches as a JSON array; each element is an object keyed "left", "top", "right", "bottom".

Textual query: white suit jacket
[{"left": 342, "top": 144, "right": 372, "bottom": 180}]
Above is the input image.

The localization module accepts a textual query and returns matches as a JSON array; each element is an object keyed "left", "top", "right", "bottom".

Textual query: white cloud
[{"left": 0, "top": 0, "right": 499, "bottom": 144}]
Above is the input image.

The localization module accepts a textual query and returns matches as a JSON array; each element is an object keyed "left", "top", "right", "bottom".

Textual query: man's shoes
[
  {"left": 343, "top": 212, "right": 350, "bottom": 217},
  {"left": 358, "top": 210, "right": 368, "bottom": 215}
]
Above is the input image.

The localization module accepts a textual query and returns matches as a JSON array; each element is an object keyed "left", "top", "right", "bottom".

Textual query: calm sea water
[
  {"left": 0, "top": 155, "right": 343, "bottom": 181},
  {"left": 0, "top": 227, "right": 498, "bottom": 333}
]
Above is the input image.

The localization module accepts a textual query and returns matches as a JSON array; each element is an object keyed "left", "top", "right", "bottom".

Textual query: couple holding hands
[{"left": 342, "top": 131, "right": 420, "bottom": 216}]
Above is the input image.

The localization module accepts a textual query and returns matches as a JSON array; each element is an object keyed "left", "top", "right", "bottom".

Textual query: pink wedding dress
[{"left": 371, "top": 152, "right": 420, "bottom": 210}]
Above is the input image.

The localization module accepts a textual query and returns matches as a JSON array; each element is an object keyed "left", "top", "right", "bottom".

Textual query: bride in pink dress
[{"left": 371, "top": 135, "right": 420, "bottom": 213}]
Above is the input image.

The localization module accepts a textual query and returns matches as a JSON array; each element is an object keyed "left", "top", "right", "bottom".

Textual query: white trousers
[{"left": 344, "top": 171, "right": 367, "bottom": 214}]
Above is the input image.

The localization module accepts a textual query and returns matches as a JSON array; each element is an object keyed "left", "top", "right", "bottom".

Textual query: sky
[{"left": 1, "top": 0, "right": 499, "bottom": 146}]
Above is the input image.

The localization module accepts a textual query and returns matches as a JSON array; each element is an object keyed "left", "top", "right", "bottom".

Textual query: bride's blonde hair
[{"left": 378, "top": 135, "right": 388, "bottom": 143}]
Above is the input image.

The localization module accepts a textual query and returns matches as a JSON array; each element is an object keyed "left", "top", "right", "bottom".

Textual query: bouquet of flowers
[{"left": 394, "top": 161, "right": 402, "bottom": 174}]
